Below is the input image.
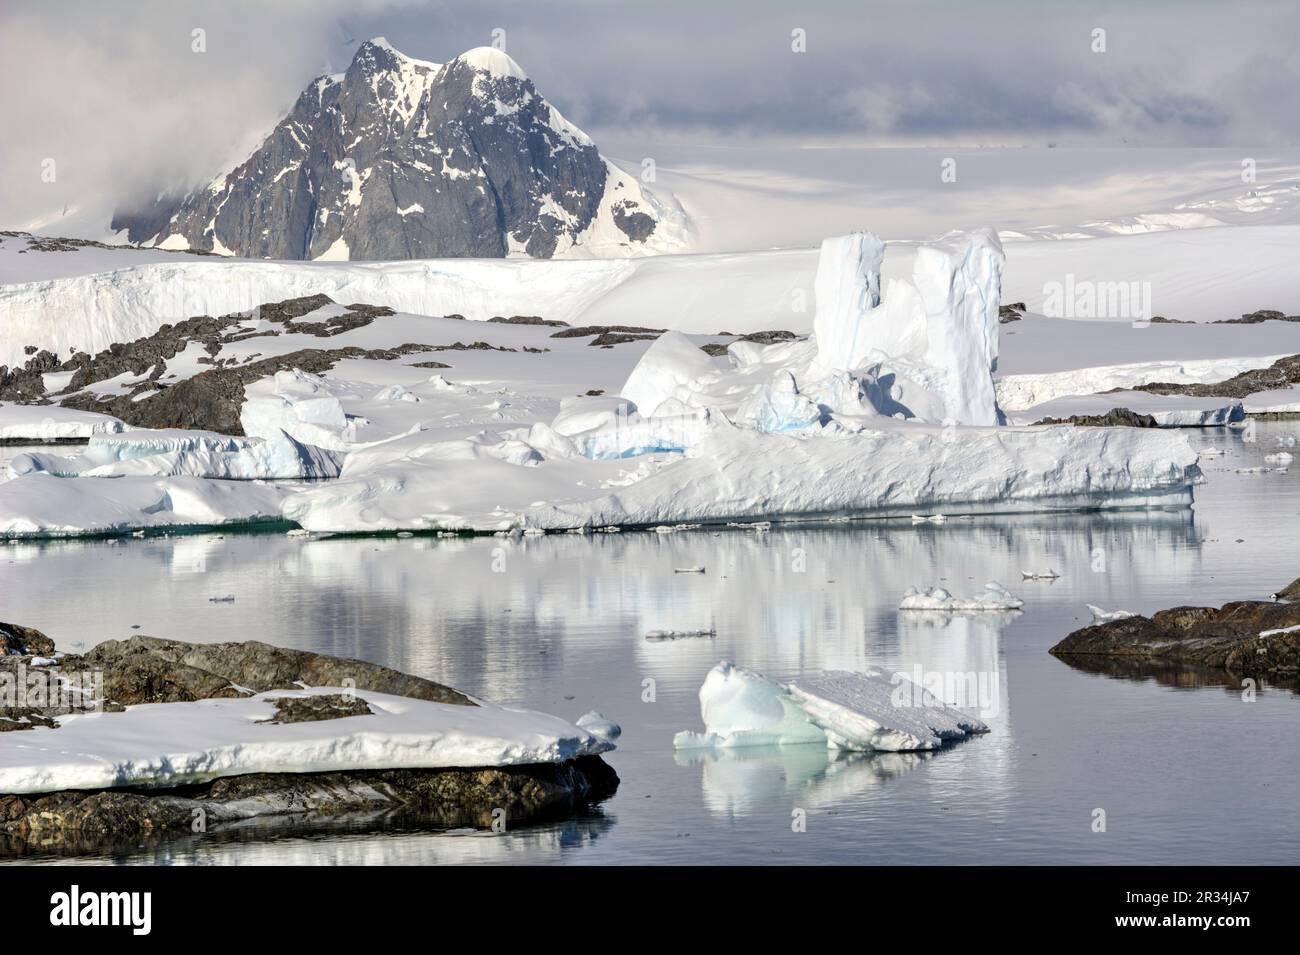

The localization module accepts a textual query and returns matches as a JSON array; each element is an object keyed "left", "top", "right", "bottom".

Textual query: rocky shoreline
[
  {"left": 0, "top": 628, "right": 619, "bottom": 857},
  {"left": 1049, "top": 578, "right": 1300, "bottom": 688}
]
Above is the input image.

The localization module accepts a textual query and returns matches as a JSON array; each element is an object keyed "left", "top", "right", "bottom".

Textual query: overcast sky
[{"left": 1, "top": 0, "right": 1296, "bottom": 228}]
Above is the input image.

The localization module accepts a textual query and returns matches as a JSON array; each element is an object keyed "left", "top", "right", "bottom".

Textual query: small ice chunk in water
[
  {"left": 898, "top": 582, "right": 1023, "bottom": 611},
  {"left": 575, "top": 711, "right": 622, "bottom": 741},
  {"left": 1087, "top": 604, "right": 1137, "bottom": 623}
]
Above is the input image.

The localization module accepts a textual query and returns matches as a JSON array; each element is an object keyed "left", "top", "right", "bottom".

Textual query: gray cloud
[{"left": 1, "top": 0, "right": 1295, "bottom": 229}]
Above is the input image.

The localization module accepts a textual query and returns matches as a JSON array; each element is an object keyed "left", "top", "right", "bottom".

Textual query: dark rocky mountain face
[{"left": 112, "top": 40, "right": 666, "bottom": 260}]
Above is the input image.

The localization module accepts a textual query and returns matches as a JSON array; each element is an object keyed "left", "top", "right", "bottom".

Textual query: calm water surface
[{"left": 2, "top": 423, "right": 1298, "bottom": 865}]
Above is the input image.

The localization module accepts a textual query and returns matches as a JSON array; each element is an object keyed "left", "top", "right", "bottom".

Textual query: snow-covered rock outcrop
[{"left": 0, "top": 686, "right": 613, "bottom": 794}]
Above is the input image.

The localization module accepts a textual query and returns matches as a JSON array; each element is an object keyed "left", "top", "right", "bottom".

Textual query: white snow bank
[
  {"left": 673, "top": 662, "right": 987, "bottom": 753},
  {"left": 1007, "top": 391, "right": 1245, "bottom": 428},
  {"left": 0, "top": 474, "right": 290, "bottom": 537},
  {"left": 898, "top": 582, "right": 1024, "bottom": 612},
  {"left": 0, "top": 687, "right": 613, "bottom": 794},
  {"left": 241, "top": 369, "right": 354, "bottom": 451},
  {"left": 996, "top": 355, "right": 1290, "bottom": 411},
  {"left": 1243, "top": 385, "right": 1300, "bottom": 415},
  {"left": 620, "top": 332, "right": 719, "bottom": 417},
  {"left": 0, "top": 403, "right": 127, "bottom": 441}
]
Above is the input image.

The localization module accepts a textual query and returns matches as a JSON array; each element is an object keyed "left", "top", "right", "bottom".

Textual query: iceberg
[
  {"left": 283, "top": 415, "right": 1201, "bottom": 533},
  {"left": 673, "top": 662, "right": 988, "bottom": 754},
  {"left": 788, "top": 671, "right": 989, "bottom": 752},
  {"left": 898, "top": 582, "right": 1025, "bottom": 612}
]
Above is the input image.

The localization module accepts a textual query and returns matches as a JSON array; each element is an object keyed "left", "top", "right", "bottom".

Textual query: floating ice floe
[
  {"left": 673, "top": 662, "right": 987, "bottom": 753},
  {"left": 0, "top": 687, "right": 614, "bottom": 794},
  {"left": 1087, "top": 604, "right": 1137, "bottom": 623},
  {"left": 674, "top": 566, "right": 706, "bottom": 574},
  {"left": 1264, "top": 452, "right": 1294, "bottom": 465},
  {"left": 898, "top": 582, "right": 1024, "bottom": 612},
  {"left": 1021, "top": 569, "right": 1061, "bottom": 580}
]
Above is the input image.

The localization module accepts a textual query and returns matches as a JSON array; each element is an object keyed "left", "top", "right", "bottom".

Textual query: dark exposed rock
[
  {"left": 488, "top": 315, "right": 569, "bottom": 327},
  {"left": 588, "top": 332, "right": 659, "bottom": 347},
  {"left": 0, "top": 349, "right": 61, "bottom": 402},
  {"left": 1273, "top": 577, "right": 1300, "bottom": 601},
  {"left": 1130, "top": 354, "right": 1300, "bottom": 400},
  {"left": 1050, "top": 597, "right": 1300, "bottom": 685},
  {"left": 699, "top": 329, "right": 802, "bottom": 355},
  {"left": 998, "top": 302, "right": 1026, "bottom": 323},
  {"left": 0, "top": 710, "right": 61, "bottom": 733},
  {"left": 426, "top": 341, "right": 518, "bottom": 353},
  {"left": 1148, "top": 315, "right": 1191, "bottom": 324},
  {"left": 0, "top": 230, "right": 214, "bottom": 258},
  {"left": 409, "top": 360, "right": 452, "bottom": 369},
  {"left": 737, "top": 330, "right": 799, "bottom": 345},
  {"left": 0, "top": 757, "right": 617, "bottom": 853},
  {"left": 0, "top": 621, "right": 55, "bottom": 657},
  {"left": 259, "top": 694, "right": 373, "bottom": 724},
  {"left": 62, "top": 342, "right": 428, "bottom": 434},
  {"left": 1032, "top": 408, "right": 1160, "bottom": 428},
  {"left": 1215, "top": 309, "right": 1300, "bottom": 325},
  {"left": 551, "top": 324, "right": 666, "bottom": 340},
  {"left": 79, "top": 635, "right": 474, "bottom": 707}
]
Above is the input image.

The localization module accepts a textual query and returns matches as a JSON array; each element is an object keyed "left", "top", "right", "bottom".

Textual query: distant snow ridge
[{"left": 111, "top": 39, "right": 686, "bottom": 261}]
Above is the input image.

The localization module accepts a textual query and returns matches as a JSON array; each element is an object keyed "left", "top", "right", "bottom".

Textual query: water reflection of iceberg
[{"left": 675, "top": 744, "right": 931, "bottom": 819}]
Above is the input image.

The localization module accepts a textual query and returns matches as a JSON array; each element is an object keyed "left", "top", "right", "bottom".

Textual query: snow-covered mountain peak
[
  {"left": 453, "top": 46, "right": 529, "bottom": 81},
  {"left": 109, "top": 39, "right": 686, "bottom": 261}
]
